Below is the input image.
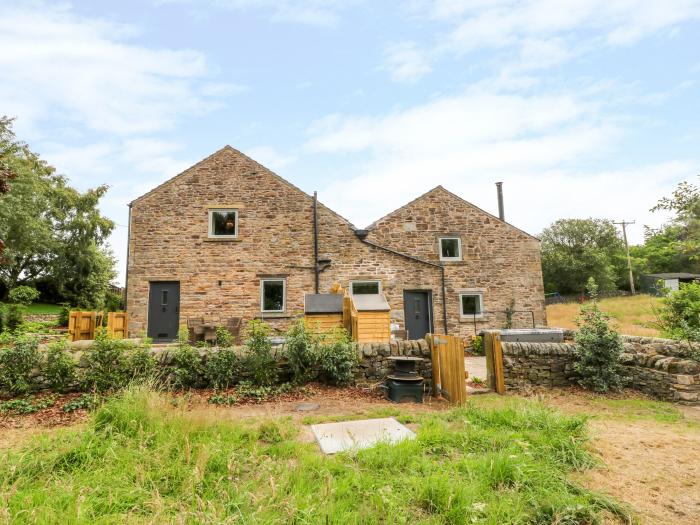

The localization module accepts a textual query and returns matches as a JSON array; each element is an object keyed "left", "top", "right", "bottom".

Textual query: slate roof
[
  {"left": 646, "top": 273, "right": 700, "bottom": 280},
  {"left": 352, "top": 294, "right": 390, "bottom": 311},
  {"left": 304, "top": 293, "right": 344, "bottom": 314}
]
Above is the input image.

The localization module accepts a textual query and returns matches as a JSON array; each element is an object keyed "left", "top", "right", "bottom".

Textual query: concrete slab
[{"left": 310, "top": 418, "right": 415, "bottom": 454}]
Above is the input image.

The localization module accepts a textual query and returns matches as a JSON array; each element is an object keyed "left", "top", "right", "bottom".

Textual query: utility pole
[{"left": 614, "top": 220, "right": 636, "bottom": 294}]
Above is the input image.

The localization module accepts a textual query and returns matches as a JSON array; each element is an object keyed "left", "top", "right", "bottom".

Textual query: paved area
[{"left": 465, "top": 356, "right": 487, "bottom": 381}]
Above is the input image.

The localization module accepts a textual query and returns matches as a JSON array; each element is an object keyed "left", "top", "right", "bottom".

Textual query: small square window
[
  {"left": 261, "top": 279, "right": 285, "bottom": 312},
  {"left": 350, "top": 280, "right": 381, "bottom": 295},
  {"left": 460, "top": 293, "right": 483, "bottom": 317},
  {"left": 439, "top": 237, "right": 461, "bottom": 261},
  {"left": 209, "top": 209, "right": 238, "bottom": 237}
]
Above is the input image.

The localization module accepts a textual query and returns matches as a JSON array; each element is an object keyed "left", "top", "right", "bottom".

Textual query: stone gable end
[{"left": 127, "top": 147, "right": 546, "bottom": 339}]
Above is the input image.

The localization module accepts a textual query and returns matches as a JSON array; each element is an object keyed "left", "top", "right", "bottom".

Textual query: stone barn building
[{"left": 126, "top": 146, "right": 546, "bottom": 341}]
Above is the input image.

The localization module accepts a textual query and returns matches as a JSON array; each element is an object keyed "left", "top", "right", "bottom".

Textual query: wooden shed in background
[
  {"left": 304, "top": 293, "right": 344, "bottom": 336},
  {"left": 344, "top": 293, "right": 391, "bottom": 343}
]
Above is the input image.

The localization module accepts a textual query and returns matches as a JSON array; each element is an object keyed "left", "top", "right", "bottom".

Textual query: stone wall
[
  {"left": 18, "top": 339, "right": 430, "bottom": 394},
  {"left": 502, "top": 337, "right": 700, "bottom": 404},
  {"left": 127, "top": 146, "right": 546, "bottom": 340},
  {"left": 25, "top": 313, "right": 60, "bottom": 324}
]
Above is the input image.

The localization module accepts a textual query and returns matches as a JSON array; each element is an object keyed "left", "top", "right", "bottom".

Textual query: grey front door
[
  {"left": 148, "top": 281, "right": 180, "bottom": 342},
  {"left": 403, "top": 290, "right": 433, "bottom": 340}
]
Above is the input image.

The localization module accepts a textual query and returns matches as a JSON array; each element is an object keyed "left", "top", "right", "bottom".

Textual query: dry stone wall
[
  {"left": 502, "top": 337, "right": 700, "bottom": 404},
  {"left": 19, "top": 339, "right": 430, "bottom": 394}
]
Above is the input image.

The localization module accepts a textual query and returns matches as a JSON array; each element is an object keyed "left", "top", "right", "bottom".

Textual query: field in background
[
  {"left": 24, "top": 302, "right": 63, "bottom": 315},
  {"left": 547, "top": 294, "right": 663, "bottom": 337}
]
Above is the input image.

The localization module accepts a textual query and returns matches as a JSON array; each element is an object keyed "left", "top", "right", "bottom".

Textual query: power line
[{"left": 614, "top": 220, "right": 636, "bottom": 294}]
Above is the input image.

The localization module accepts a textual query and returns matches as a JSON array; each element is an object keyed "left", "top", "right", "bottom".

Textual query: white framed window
[
  {"left": 350, "top": 280, "right": 381, "bottom": 295},
  {"left": 439, "top": 237, "right": 462, "bottom": 261},
  {"left": 260, "top": 279, "right": 286, "bottom": 312},
  {"left": 459, "top": 292, "right": 483, "bottom": 318},
  {"left": 208, "top": 208, "right": 238, "bottom": 238}
]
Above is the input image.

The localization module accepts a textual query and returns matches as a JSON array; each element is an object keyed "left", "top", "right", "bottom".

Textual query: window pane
[
  {"left": 161, "top": 290, "right": 168, "bottom": 306},
  {"left": 263, "top": 281, "right": 284, "bottom": 311},
  {"left": 461, "top": 295, "right": 481, "bottom": 315},
  {"left": 352, "top": 281, "right": 380, "bottom": 294},
  {"left": 441, "top": 238, "right": 459, "bottom": 258},
  {"left": 212, "top": 210, "right": 237, "bottom": 236}
]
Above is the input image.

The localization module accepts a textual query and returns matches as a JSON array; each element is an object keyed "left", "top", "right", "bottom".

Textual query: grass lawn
[
  {"left": 0, "top": 386, "right": 632, "bottom": 524},
  {"left": 547, "top": 294, "right": 662, "bottom": 337},
  {"left": 23, "top": 302, "right": 63, "bottom": 315}
]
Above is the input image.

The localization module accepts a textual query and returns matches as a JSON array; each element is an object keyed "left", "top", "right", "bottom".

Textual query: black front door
[
  {"left": 148, "top": 281, "right": 180, "bottom": 342},
  {"left": 403, "top": 290, "right": 433, "bottom": 340}
]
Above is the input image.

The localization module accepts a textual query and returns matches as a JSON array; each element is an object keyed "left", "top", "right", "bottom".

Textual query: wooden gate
[
  {"left": 482, "top": 331, "right": 506, "bottom": 394},
  {"left": 107, "top": 312, "right": 128, "bottom": 339},
  {"left": 427, "top": 334, "right": 467, "bottom": 404},
  {"left": 68, "top": 311, "right": 98, "bottom": 341}
]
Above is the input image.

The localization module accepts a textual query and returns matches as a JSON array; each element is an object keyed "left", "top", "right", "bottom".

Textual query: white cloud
[
  {"left": 403, "top": 0, "right": 700, "bottom": 79},
  {"left": 382, "top": 41, "right": 433, "bottom": 82},
  {"left": 306, "top": 87, "right": 695, "bottom": 244},
  {"left": 156, "top": 0, "right": 358, "bottom": 26},
  {"left": 0, "top": 3, "right": 238, "bottom": 137}
]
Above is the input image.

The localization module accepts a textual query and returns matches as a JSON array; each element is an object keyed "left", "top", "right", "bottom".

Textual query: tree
[
  {"left": 637, "top": 177, "right": 700, "bottom": 274},
  {"left": 540, "top": 218, "right": 627, "bottom": 294},
  {"left": 655, "top": 282, "right": 700, "bottom": 343},
  {"left": 0, "top": 118, "right": 116, "bottom": 307}
]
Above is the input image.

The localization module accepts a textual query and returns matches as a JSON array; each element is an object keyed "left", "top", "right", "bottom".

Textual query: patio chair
[
  {"left": 187, "top": 317, "right": 204, "bottom": 343},
  {"left": 225, "top": 317, "right": 242, "bottom": 344}
]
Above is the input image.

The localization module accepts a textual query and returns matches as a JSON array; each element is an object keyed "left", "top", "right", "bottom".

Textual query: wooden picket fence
[
  {"left": 427, "top": 333, "right": 467, "bottom": 404},
  {"left": 68, "top": 311, "right": 128, "bottom": 342}
]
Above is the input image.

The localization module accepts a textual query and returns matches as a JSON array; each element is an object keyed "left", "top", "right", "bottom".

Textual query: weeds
[{"left": 0, "top": 386, "right": 632, "bottom": 524}]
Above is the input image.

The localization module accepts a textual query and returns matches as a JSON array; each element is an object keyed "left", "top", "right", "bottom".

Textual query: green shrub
[
  {"left": 0, "top": 335, "right": 41, "bottom": 395},
  {"left": 171, "top": 327, "right": 204, "bottom": 389},
  {"left": 315, "top": 329, "right": 357, "bottom": 386},
  {"left": 284, "top": 320, "right": 318, "bottom": 384},
  {"left": 8, "top": 286, "right": 40, "bottom": 306},
  {"left": 215, "top": 325, "right": 234, "bottom": 348},
  {"left": 44, "top": 339, "right": 76, "bottom": 393},
  {"left": 236, "top": 380, "right": 292, "bottom": 402},
  {"left": 57, "top": 303, "right": 71, "bottom": 327},
  {"left": 243, "top": 320, "right": 278, "bottom": 387},
  {"left": 81, "top": 331, "right": 132, "bottom": 393},
  {"left": 127, "top": 346, "right": 157, "bottom": 382},
  {"left": 0, "top": 395, "right": 56, "bottom": 415},
  {"left": 63, "top": 393, "right": 100, "bottom": 412},
  {"left": 470, "top": 335, "right": 483, "bottom": 355},
  {"left": 656, "top": 281, "right": 700, "bottom": 343},
  {"left": 4, "top": 304, "right": 25, "bottom": 332},
  {"left": 103, "top": 290, "right": 124, "bottom": 312},
  {"left": 205, "top": 348, "right": 241, "bottom": 389},
  {"left": 573, "top": 278, "right": 625, "bottom": 393}
]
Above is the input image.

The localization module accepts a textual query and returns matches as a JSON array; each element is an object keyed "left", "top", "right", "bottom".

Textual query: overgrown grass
[
  {"left": 547, "top": 295, "right": 662, "bottom": 336},
  {"left": 0, "top": 386, "right": 632, "bottom": 524}
]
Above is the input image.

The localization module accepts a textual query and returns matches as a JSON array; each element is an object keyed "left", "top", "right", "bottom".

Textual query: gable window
[
  {"left": 350, "top": 280, "right": 381, "bottom": 295},
  {"left": 260, "top": 279, "right": 285, "bottom": 312},
  {"left": 208, "top": 209, "right": 238, "bottom": 238},
  {"left": 439, "top": 237, "right": 461, "bottom": 261},
  {"left": 460, "top": 292, "right": 483, "bottom": 318}
]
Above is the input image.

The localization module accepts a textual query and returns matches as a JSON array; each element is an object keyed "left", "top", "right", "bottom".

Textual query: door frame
[
  {"left": 147, "top": 280, "right": 180, "bottom": 342},
  {"left": 402, "top": 289, "right": 434, "bottom": 339}
]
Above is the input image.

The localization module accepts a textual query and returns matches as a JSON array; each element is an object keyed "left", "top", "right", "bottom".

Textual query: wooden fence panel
[
  {"left": 483, "top": 331, "right": 506, "bottom": 394},
  {"left": 68, "top": 311, "right": 97, "bottom": 342},
  {"left": 107, "top": 312, "right": 128, "bottom": 339},
  {"left": 427, "top": 334, "right": 467, "bottom": 404}
]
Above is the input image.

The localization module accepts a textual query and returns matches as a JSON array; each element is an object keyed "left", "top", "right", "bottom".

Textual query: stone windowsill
[
  {"left": 255, "top": 313, "right": 292, "bottom": 319},
  {"left": 203, "top": 237, "right": 242, "bottom": 243}
]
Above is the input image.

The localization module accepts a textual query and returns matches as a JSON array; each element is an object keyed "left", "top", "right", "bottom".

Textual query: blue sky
[{"left": 2, "top": 0, "right": 700, "bottom": 284}]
